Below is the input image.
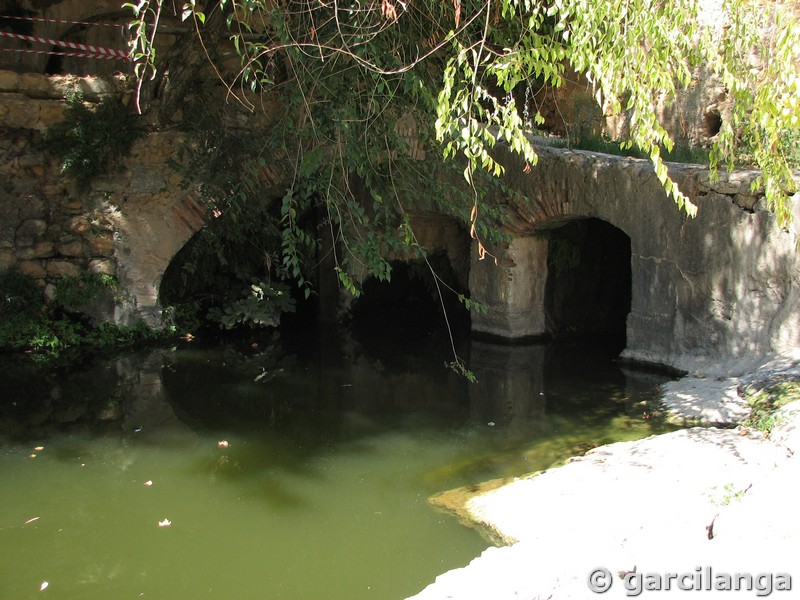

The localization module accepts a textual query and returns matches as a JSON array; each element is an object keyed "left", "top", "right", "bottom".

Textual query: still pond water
[{"left": 1, "top": 327, "right": 675, "bottom": 600}]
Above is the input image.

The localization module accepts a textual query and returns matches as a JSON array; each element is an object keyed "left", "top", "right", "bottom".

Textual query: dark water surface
[{"left": 0, "top": 328, "right": 676, "bottom": 599}]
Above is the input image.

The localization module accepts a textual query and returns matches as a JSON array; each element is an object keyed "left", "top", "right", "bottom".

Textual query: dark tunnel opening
[
  {"left": 345, "top": 253, "right": 470, "bottom": 362},
  {"left": 544, "top": 218, "right": 632, "bottom": 357}
]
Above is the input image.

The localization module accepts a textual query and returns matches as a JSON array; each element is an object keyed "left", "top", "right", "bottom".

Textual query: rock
[
  {"left": 15, "top": 219, "right": 47, "bottom": 246},
  {"left": 18, "top": 73, "right": 56, "bottom": 98},
  {"left": 0, "top": 70, "right": 20, "bottom": 91},
  {"left": 0, "top": 249, "right": 14, "bottom": 269},
  {"left": 86, "top": 233, "right": 114, "bottom": 255},
  {"left": 660, "top": 375, "right": 751, "bottom": 425},
  {"left": 45, "top": 259, "right": 80, "bottom": 278},
  {"left": 18, "top": 196, "right": 45, "bottom": 221},
  {"left": 18, "top": 259, "right": 46, "bottom": 279},
  {"left": 67, "top": 216, "right": 92, "bottom": 235},
  {"left": 16, "top": 241, "right": 55, "bottom": 260},
  {"left": 409, "top": 417, "right": 799, "bottom": 600},
  {"left": 88, "top": 258, "right": 116, "bottom": 276},
  {"left": 58, "top": 239, "right": 85, "bottom": 257}
]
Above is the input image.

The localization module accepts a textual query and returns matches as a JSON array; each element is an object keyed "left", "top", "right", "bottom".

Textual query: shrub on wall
[
  {"left": 0, "top": 268, "right": 167, "bottom": 358},
  {"left": 0, "top": 268, "right": 48, "bottom": 352},
  {"left": 42, "top": 91, "right": 143, "bottom": 189}
]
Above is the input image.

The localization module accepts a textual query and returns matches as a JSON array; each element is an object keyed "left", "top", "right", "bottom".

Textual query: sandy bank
[{"left": 408, "top": 363, "right": 800, "bottom": 599}]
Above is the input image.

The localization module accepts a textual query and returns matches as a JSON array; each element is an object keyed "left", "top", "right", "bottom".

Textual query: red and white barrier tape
[
  {"left": 0, "top": 30, "right": 131, "bottom": 60},
  {"left": 0, "top": 47, "right": 123, "bottom": 60},
  {"left": 0, "top": 14, "right": 127, "bottom": 28}
]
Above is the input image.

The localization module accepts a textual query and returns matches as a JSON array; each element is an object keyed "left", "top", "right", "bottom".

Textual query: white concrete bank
[{"left": 407, "top": 376, "right": 800, "bottom": 600}]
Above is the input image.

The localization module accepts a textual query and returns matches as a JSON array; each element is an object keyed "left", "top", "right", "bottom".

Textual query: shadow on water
[{"left": 0, "top": 324, "right": 679, "bottom": 600}]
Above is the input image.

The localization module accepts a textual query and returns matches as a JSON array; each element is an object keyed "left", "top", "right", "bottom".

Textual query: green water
[{"left": 0, "top": 330, "right": 675, "bottom": 600}]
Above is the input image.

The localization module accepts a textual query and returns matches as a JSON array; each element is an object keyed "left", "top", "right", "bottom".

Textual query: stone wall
[
  {"left": 470, "top": 142, "right": 800, "bottom": 374},
  {"left": 0, "top": 70, "right": 205, "bottom": 325},
  {"left": 3, "top": 72, "right": 798, "bottom": 375}
]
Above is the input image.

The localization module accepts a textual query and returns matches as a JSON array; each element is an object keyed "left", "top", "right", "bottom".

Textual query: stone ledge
[
  {"left": 409, "top": 359, "right": 800, "bottom": 600},
  {"left": 410, "top": 420, "right": 798, "bottom": 600}
]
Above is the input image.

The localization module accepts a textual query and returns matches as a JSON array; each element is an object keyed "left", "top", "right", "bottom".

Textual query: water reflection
[{"left": 0, "top": 330, "right": 676, "bottom": 600}]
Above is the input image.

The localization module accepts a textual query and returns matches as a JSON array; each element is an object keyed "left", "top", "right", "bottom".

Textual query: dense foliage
[
  {"left": 42, "top": 92, "right": 143, "bottom": 189},
  {"left": 129, "top": 0, "right": 799, "bottom": 218},
  {"left": 0, "top": 269, "right": 166, "bottom": 359}
]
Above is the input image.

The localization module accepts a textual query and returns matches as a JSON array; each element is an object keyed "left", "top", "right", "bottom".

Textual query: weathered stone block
[
  {"left": 58, "top": 240, "right": 85, "bottom": 257},
  {"left": 0, "top": 70, "right": 20, "bottom": 92},
  {"left": 16, "top": 242, "right": 55, "bottom": 260},
  {"left": 46, "top": 260, "right": 80, "bottom": 278},
  {"left": 17, "top": 153, "right": 44, "bottom": 168},
  {"left": 75, "top": 77, "right": 116, "bottom": 99},
  {"left": 88, "top": 258, "right": 116, "bottom": 276},
  {"left": 0, "top": 249, "right": 14, "bottom": 269},
  {"left": 18, "top": 196, "right": 46, "bottom": 220},
  {"left": 37, "top": 101, "right": 66, "bottom": 128},
  {"left": 86, "top": 233, "right": 114, "bottom": 255},
  {"left": 470, "top": 235, "right": 549, "bottom": 339},
  {"left": 68, "top": 216, "right": 92, "bottom": 235},
  {"left": 18, "top": 73, "right": 55, "bottom": 98},
  {"left": 19, "top": 259, "right": 46, "bottom": 279},
  {"left": 16, "top": 219, "right": 47, "bottom": 246}
]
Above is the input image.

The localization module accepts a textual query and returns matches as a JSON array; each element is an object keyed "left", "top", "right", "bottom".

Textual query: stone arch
[
  {"left": 469, "top": 141, "right": 800, "bottom": 372},
  {"left": 114, "top": 192, "right": 206, "bottom": 326},
  {"left": 346, "top": 252, "right": 469, "bottom": 344},
  {"left": 322, "top": 211, "right": 472, "bottom": 322},
  {"left": 469, "top": 144, "right": 675, "bottom": 347}
]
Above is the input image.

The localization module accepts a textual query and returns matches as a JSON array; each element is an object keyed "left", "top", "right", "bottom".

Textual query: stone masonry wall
[
  {"left": 0, "top": 70, "right": 204, "bottom": 326},
  {"left": 470, "top": 142, "right": 800, "bottom": 374},
  {"left": 3, "top": 71, "right": 798, "bottom": 375}
]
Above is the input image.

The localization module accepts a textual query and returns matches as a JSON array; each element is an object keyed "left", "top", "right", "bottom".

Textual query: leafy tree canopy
[{"left": 128, "top": 0, "right": 799, "bottom": 220}]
